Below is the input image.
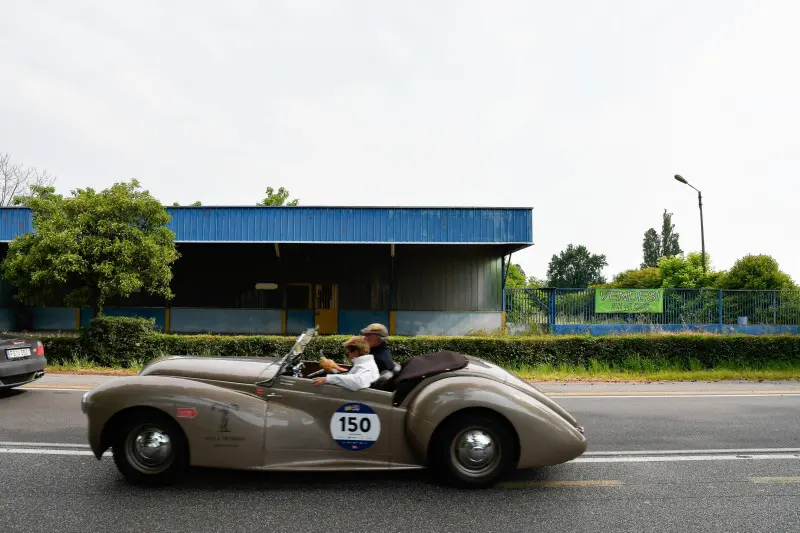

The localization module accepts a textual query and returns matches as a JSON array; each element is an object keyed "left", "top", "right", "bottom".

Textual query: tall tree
[
  {"left": 640, "top": 210, "right": 682, "bottom": 267},
  {"left": 546, "top": 244, "right": 608, "bottom": 288},
  {"left": 258, "top": 186, "right": 299, "bottom": 206},
  {"left": 641, "top": 228, "right": 661, "bottom": 268},
  {"left": 660, "top": 209, "right": 682, "bottom": 257},
  {"left": 0, "top": 152, "right": 57, "bottom": 206},
  {"left": 1, "top": 180, "right": 180, "bottom": 315}
]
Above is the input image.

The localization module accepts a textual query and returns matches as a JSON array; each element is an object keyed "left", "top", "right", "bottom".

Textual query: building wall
[
  {"left": 1, "top": 243, "right": 507, "bottom": 336},
  {"left": 394, "top": 245, "right": 503, "bottom": 311}
]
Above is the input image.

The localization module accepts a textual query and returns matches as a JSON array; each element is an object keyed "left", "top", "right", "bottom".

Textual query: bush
[
  {"left": 80, "top": 316, "right": 159, "bottom": 367},
  {"left": 38, "top": 321, "right": 800, "bottom": 371}
]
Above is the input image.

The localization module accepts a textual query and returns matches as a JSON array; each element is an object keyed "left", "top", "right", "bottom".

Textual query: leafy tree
[
  {"left": 505, "top": 263, "right": 546, "bottom": 288},
  {"left": 641, "top": 228, "right": 661, "bottom": 268},
  {"left": 658, "top": 252, "right": 718, "bottom": 289},
  {"left": 720, "top": 254, "right": 797, "bottom": 290},
  {"left": 172, "top": 201, "right": 202, "bottom": 206},
  {"left": 505, "top": 263, "right": 528, "bottom": 288},
  {"left": 1, "top": 180, "right": 180, "bottom": 315},
  {"left": 546, "top": 244, "right": 607, "bottom": 288},
  {"left": 258, "top": 186, "right": 298, "bottom": 206},
  {"left": 660, "top": 209, "right": 682, "bottom": 257},
  {"left": 606, "top": 267, "right": 663, "bottom": 289}
]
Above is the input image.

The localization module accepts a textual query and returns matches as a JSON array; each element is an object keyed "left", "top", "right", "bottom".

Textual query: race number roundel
[{"left": 329, "top": 402, "right": 381, "bottom": 451}]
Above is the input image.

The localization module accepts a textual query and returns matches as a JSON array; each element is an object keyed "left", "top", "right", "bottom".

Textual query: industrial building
[{"left": 0, "top": 206, "right": 533, "bottom": 336}]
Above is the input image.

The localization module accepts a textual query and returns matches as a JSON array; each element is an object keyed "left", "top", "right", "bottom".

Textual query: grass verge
[{"left": 45, "top": 357, "right": 800, "bottom": 382}]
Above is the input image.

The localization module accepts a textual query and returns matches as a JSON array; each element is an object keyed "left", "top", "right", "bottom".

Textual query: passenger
[
  {"left": 312, "top": 336, "right": 379, "bottom": 391},
  {"left": 361, "top": 323, "right": 399, "bottom": 374}
]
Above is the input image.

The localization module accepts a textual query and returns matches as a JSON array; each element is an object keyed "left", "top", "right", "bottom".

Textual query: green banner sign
[{"left": 595, "top": 288, "right": 664, "bottom": 313}]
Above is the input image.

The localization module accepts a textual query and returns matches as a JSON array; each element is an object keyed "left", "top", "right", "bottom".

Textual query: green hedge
[{"left": 36, "top": 316, "right": 800, "bottom": 370}]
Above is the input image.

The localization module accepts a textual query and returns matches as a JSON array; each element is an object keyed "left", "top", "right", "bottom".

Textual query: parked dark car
[{"left": 0, "top": 335, "right": 46, "bottom": 390}]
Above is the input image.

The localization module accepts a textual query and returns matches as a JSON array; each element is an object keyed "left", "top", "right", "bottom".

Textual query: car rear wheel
[
  {"left": 429, "top": 411, "right": 517, "bottom": 489},
  {"left": 111, "top": 410, "right": 188, "bottom": 486}
]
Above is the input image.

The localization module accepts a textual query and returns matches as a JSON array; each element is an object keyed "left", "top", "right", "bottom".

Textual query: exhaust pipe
[{"left": 33, "top": 371, "right": 45, "bottom": 380}]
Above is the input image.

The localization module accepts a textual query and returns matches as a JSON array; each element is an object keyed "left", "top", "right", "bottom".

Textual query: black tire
[
  {"left": 429, "top": 410, "right": 518, "bottom": 489},
  {"left": 111, "top": 409, "right": 189, "bottom": 486}
]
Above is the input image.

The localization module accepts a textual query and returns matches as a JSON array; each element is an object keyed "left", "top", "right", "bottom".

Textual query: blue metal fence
[{"left": 504, "top": 288, "right": 800, "bottom": 334}]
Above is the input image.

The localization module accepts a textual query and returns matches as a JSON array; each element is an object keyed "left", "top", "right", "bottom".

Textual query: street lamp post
[{"left": 674, "top": 174, "right": 706, "bottom": 273}]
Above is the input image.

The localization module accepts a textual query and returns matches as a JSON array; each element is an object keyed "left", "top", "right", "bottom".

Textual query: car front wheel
[
  {"left": 429, "top": 411, "right": 517, "bottom": 489},
  {"left": 111, "top": 410, "right": 188, "bottom": 486}
]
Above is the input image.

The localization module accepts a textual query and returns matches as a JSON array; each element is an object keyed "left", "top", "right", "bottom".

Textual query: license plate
[{"left": 6, "top": 348, "right": 31, "bottom": 360}]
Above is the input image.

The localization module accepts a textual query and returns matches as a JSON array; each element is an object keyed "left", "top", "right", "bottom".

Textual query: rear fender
[
  {"left": 405, "top": 376, "right": 587, "bottom": 469},
  {"left": 84, "top": 375, "right": 268, "bottom": 469}
]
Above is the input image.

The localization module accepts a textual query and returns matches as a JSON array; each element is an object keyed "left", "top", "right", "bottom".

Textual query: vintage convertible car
[{"left": 81, "top": 328, "right": 587, "bottom": 488}]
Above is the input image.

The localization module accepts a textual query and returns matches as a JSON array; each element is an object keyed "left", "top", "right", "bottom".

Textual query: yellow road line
[
  {"left": 749, "top": 477, "right": 800, "bottom": 484},
  {"left": 501, "top": 480, "right": 623, "bottom": 488}
]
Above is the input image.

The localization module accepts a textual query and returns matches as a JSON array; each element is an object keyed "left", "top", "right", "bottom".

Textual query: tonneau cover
[{"left": 395, "top": 351, "right": 469, "bottom": 384}]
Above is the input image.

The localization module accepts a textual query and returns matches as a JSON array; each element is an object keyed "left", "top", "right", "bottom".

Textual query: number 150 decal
[{"left": 329, "top": 402, "right": 381, "bottom": 451}]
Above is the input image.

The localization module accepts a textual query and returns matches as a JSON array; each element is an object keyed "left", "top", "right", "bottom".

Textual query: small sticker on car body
[{"left": 176, "top": 407, "right": 197, "bottom": 419}]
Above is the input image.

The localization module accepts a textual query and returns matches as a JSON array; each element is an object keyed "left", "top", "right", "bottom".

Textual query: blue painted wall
[
  {"left": 551, "top": 324, "right": 800, "bottom": 336},
  {"left": 170, "top": 308, "right": 283, "bottom": 334},
  {"left": 338, "top": 311, "right": 391, "bottom": 335},
  {"left": 79, "top": 307, "right": 167, "bottom": 330},
  {"left": 32, "top": 307, "right": 75, "bottom": 330},
  {"left": 395, "top": 311, "right": 502, "bottom": 336},
  {"left": 286, "top": 310, "right": 314, "bottom": 334}
]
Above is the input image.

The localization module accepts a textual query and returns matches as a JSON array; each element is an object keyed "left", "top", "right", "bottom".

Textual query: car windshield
[{"left": 257, "top": 327, "right": 317, "bottom": 384}]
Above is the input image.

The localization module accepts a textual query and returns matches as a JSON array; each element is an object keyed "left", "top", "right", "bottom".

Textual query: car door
[{"left": 262, "top": 373, "right": 396, "bottom": 469}]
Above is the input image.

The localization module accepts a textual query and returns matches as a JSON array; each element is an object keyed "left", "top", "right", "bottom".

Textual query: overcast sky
[{"left": 2, "top": 0, "right": 798, "bottom": 283}]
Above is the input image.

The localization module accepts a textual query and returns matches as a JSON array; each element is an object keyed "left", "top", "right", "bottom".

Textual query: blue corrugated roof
[{"left": 0, "top": 206, "right": 533, "bottom": 245}]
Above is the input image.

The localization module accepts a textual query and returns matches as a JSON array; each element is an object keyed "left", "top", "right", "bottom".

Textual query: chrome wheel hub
[
  {"left": 126, "top": 425, "right": 173, "bottom": 472},
  {"left": 452, "top": 428, "right": 498, "bottom": 476}
]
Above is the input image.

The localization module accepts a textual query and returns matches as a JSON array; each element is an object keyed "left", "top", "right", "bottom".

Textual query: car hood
[{"left": 139, "top": 356, "right": 283, "bottom": 384}]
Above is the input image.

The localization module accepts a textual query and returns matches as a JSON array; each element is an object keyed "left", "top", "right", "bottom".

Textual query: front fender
[
  {"left": 82, "top": 375, "right": 268, "bottom": 469},
  {"left": 405, "top": 376, "right": 587, "bottom": 469}
]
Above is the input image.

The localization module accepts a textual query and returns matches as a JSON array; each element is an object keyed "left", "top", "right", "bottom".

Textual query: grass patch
[
  {"left": 47, "top": 356, "right": 143, "bottom": 375},
  {"left": 513, "top": 358, "right": 800, "bottom": 382}
]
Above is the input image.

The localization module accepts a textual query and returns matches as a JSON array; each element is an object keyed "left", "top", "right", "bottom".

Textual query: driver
[
  {"left": 361, "top": 323, "right": 399, "bottom": 374},
  {"left": 311, "top": 336, "right": 379, "bottom": 391}
]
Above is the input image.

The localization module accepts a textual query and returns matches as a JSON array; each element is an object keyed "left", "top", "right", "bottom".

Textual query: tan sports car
[{"left": 81, "top": 328, "right": 587, "bottom": 488}]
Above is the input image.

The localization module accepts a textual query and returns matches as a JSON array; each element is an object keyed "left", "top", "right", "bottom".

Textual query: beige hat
[{"left": 361, "top": 323, "right": 388, "bottom": 338}]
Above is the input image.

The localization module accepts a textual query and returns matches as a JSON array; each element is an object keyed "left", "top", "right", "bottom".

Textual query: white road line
[
  {"left": 572, "top": 453, "right": 800, "bottom": 463},
  {"left": 583, "top": 448, "right": 800, "bottom": 456},
  {"left": 0, "top": 448, "right": 108, "bottom": 456},
  {"left": 0, "top": 441, "right": 89, "bottom": 448},
  {"left": 1, "top": 443, "right": 799, "bottom": 464}
]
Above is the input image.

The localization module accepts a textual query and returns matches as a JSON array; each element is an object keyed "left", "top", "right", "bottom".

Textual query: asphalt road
[{"left": 1, "top": 380, "right": 799, "bottom": 532}]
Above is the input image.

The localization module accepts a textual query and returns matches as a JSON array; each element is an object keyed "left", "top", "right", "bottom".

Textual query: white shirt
[{"left": 325, "top": 354, "right": 380, "bottom": 391}]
